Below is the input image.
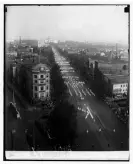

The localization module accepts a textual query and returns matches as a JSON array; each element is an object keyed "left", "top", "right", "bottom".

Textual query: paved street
[
  {"left": 5, "top": 84, "right": 42, "bottom": 150},
  {"left": 52, "top": 46, "right": 129, "bottom": 151}
]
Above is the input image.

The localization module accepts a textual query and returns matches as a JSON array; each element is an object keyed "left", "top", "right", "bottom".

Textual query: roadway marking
[
  {"left": 86, "top": 106, "right": 94, "bottom": 119},
  {"left": 89, "top": 89, "right": 95, "bottom": 96},
  {"left": 81, "top": 89, "right": 86, "bottom": 96},
  {"left": 66, "top": 82, "right": 73, "bottom": 96},
  {"left": 85, "top": 88, "right": 91, "bottom": 96}
]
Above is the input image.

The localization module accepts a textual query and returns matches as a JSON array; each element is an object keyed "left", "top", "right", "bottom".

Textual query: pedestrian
[{"left": 99, "top": 128, "right": 101, "bottom": 132}]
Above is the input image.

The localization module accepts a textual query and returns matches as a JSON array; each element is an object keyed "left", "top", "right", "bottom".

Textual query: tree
[
  {"left": 50, "top": 63, "right": 68, "bottom": 104},
  {"left": 47, "top": 100, "right": 77, "bottom": 147}
]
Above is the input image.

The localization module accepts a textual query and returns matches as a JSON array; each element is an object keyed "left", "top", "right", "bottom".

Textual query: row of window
[
  {"left": 34, "top": 74, "right": 49, "bottom": 79},
  {"left": 113, "top": 88, "right": 127, "bottom": 93},
  {"left": 34, "top": 79, "right": 49, "bottom": 84},
  {"left": 34, "top": 85, "right": 49, "bottom": 91},
  {"left": 121, "top": 84, "right": 128, "bottom": 87},
  {"left": 34, "top": 92, "right": 49, "bottom": 98}
]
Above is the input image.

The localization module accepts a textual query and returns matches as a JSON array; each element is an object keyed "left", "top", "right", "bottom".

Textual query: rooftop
[
  {"left": 20, "top": 59, "right": 50, "bottom": 73},
  {"left": 89, "top": 55, "right": 128, "bottom": 64},
  {"left": 104, "top": 74, "right": 129, "bottom": 84}
]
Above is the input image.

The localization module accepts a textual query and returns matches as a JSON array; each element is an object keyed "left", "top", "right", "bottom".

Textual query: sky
[{"left": 6, "top": 5, "right": 128, "bottom": 44}]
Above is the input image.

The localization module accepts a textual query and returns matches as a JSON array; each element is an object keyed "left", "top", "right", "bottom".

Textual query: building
[
  {"left": 38, "top": 40, "right": 49, "bottom": 47},
  {"left": 20, "top": 39, "right": 38, "bottom": 47},
  {"left": 100, "top": 52, "right": 105, "bottom": 56},
  {"left": 120, "top": 51, "right": 129, "bottom": 61},
  {"left": 32, "top": 63, "right": 50, "bottom": 101},
  {"left": 104, "top": 74, "right": 129, "bottom": 96},
  {"left": 6, "top": 51, "right": 17, "bottom": 58},
  {"left": 67, "top": 50, "right": 78, "bottom": 54},
  {"left": 93, "top": 60, "right": 129, "bottom": 97},
  {"left": 11, "top": 59, "right": 51, "bottom": 104}
]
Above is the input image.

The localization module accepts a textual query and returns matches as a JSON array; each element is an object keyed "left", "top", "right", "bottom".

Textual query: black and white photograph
[{"left": 3, "top": 4, "right": 130, "bottom": 161}]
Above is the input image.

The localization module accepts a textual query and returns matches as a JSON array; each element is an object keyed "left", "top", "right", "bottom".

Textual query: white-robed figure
[{"left": 85, "top": 110, "right": 90, "bottom": 119}]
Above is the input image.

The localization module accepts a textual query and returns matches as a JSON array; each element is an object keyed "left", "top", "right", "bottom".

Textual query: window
[
  {"left": 40, "top": 93, "right": 44, "bottom": 98},
  {"left": 121, "top": 85, "right": 122, "bottom": 87},
  {"left": 34, "top": 93, "right": 38, "bottom": 98},
  {"left": 34, "top": 80, "right": 37, "bottom": 84},
  {"left": 34, "top": 74, "right": 37, "bottom": 78},
  {"left": 40, "top": 75, "right": 44, "bottom": 78},
  {"left": 34, "top": 86, "right": 38, "bottom": 91},
  {"left": 41, "top": 86, "right": 44, "bottom": 91},
  {"left": 40, "top": 80, "right": 44, "bottom": 84}
]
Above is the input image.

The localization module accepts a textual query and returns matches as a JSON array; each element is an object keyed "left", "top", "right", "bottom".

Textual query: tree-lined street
[{"left": 52, "top": 46, "right": 129, "bottom": 150}]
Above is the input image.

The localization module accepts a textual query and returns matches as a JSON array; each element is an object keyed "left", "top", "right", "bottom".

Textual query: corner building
[{"left": 32, "top": 63, "right": 50, "bottom": 101}]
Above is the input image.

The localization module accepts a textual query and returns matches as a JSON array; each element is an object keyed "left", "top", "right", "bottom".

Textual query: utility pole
[{"left": 116, "top": 43, "right": 118, "bottom": 58}]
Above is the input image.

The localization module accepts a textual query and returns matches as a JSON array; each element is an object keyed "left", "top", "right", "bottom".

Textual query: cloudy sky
[{"left": 6, "top": 5, "right": 128, "bottom": 44}]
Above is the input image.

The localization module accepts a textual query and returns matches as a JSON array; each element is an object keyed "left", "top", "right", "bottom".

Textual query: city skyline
[{"left": 6, "top": 5, "right": 128, "bottom": 44}]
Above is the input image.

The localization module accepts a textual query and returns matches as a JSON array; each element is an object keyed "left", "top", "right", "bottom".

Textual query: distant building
[
  {"left": 38, "top": 40, "right": 49, "bottom": 47},
  {"left": 38, "top": 40, "right": 44, "bottom": 47},
  {"left": 16, "top": 43, "right": 37, "bottom": 59},
  {"left": 120, "top": 51, "right": 128, "bottom": 61},
  {"left": 67, "top": 50, "right": 77, "bottom": 54},
  {"left": 100, "top": 52, "right": 105, "bottom": 56},
  {"left": 87, "top": 58, "right": 95, "bottom": 79},
  {"left": 6, "top": 51, "right": 17, "bottom": 57},
  {"left": 53, "top": 40, "right": 58, "bottom": 43},
  {"left": 21, "top": 40, "right": 38, "bottom": 47}
]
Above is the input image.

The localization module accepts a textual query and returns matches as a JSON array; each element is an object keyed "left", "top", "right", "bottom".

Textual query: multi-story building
[
  {"left": 32, "top": 63, "right": 50, "bottom": 101},
  {"left": 11, "top": 59, "right": 51, "bottom": 104}
]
